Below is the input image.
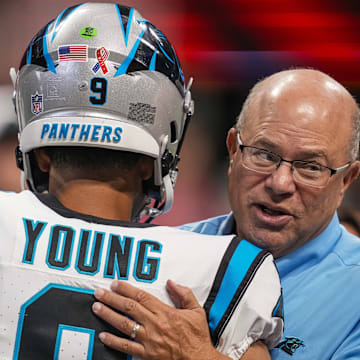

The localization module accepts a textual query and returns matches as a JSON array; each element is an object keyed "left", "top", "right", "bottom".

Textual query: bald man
[
  {"left": 181, "top": 68, "right": 360, "bottom": 359},
  {"left": 95, "top": 69, "right": 360, "bottom": 359}
]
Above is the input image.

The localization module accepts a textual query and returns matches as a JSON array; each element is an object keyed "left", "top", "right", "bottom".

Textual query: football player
[{"left": 1, "top": 3, "right": 283, "bottom": 359}]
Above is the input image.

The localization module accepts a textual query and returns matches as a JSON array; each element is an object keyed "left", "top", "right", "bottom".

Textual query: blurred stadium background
[{"left": 0, "top": 0, "right": 359, "bottom": 226}]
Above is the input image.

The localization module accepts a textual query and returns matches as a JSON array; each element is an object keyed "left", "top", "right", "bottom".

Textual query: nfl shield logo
[{"left": 31, "top": 92, "right": 43, "bottom": 115}]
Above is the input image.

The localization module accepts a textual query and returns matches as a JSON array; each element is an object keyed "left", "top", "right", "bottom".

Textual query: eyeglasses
[{"left": 237, "top": 133, "right": 351, "bottom": 188}]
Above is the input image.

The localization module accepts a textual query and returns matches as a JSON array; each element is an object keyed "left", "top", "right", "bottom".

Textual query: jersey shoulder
[
  {"left": 0, "top": 189, "right": 35, "bottom": 202},
  {"left": 0, "top": 190, "right": 40, "bottom": 216},
  {"left": 206, "top": 238, "right": 283, "bottom": 357},
  {"left": 0, "top": 190, "right": 50, "bottom": 233}
]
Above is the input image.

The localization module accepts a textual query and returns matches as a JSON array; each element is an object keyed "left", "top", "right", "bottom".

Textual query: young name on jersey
[{"left": 22, "top": 217, "right": 161, "bottom": 282}]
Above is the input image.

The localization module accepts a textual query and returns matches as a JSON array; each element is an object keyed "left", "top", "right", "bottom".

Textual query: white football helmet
[{"left": 11, "top": 2, "right": 194, "bottom": 220}]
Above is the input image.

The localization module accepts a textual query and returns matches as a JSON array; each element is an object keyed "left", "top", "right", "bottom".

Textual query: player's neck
[{"left": 49, "top": 180, "right": 134, "bottom": 221}]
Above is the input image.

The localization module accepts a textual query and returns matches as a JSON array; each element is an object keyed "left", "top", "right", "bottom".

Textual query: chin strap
[
  {"left": 161, "top": 172, "right": 175, "bottom": 214},
  {"left": 20, "top": 171, "right": 26, "bottom": 191}
]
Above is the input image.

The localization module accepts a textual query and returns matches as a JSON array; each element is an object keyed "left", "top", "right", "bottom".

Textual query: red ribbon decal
[{"left": 96, "top": 47, "right": 110, "bottom": 74}]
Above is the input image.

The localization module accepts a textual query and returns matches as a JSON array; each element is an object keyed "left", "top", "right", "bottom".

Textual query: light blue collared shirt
[{"left": 180, "top": 213, "right": 360, "bottom": 359}]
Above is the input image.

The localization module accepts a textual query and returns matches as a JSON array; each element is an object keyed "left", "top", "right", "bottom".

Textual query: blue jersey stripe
[{"left": 208, "top": 240, "right": 263, "bottom": 333}]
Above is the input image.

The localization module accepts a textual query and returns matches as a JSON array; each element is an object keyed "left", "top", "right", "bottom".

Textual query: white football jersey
[{"left": 0, "top": 191, "right": 283, "bottom": 359}]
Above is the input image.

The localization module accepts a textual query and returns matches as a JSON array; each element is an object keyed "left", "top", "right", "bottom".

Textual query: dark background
[{"left": 1, "top": 0, "right": 359, "bottom": 225}]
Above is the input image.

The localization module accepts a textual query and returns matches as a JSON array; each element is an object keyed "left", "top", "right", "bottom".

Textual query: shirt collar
[
  {"left": 218, "top": 212, "right": 237, "bottom": 235},
  {"left": 275, "top": 213, "right": 341, "bottom": 278},
  {"left": 227, "top": 211, "right": 341, "bottom": 279}
]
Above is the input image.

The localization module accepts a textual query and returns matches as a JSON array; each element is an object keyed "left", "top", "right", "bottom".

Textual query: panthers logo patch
[{"left": 275, "top": 336, "right": 305, "bottom": 355}]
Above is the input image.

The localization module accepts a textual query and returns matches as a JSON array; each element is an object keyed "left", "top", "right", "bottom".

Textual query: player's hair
[{"left": 43, "top": 147, "right": 144, "bottom": 171}]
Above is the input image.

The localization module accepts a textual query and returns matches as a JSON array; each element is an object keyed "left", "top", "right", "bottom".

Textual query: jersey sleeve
[{"left": 203, "top": 237, "right": 284, "bottom": 359}]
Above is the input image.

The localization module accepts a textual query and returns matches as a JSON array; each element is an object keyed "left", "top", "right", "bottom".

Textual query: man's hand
[
  {"left": 92, "top": 280, "right": 270, "bottom": 360},
  {"left": 92, "top": 279, "right": 224, "bottom": 360},
  {"left": 241, "top": 341, "right": 271, "bottom": 360}
]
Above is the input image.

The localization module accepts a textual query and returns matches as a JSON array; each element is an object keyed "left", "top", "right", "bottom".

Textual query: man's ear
[
  {"left": 226, "top": 128, "right": 238, "bottom": 173},
  {"left": 138, "top": 156, "right": 154, "bottom": 181},
  {"left": 340, "top": 161, "right": 360, "bottom": 195},
  {"left": 33, "top": 149, "right": 51, "bottom": 173},
  {"left": 226, "top": 128, "right": 238, "bottom": 158}
]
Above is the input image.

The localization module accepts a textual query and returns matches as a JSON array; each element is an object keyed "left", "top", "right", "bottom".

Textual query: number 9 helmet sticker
[{"left": 89, "top": 78, "right": 108, "bottom": 105}]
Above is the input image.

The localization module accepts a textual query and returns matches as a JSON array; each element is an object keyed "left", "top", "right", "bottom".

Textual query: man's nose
[{"left": 264, "top": 161, "right": 296, "bottom": 196}]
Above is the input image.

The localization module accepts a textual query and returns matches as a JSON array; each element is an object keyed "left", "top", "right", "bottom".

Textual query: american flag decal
[{"left": 58, "top": 45, "right": 88, "bottom": 62}]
